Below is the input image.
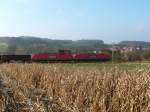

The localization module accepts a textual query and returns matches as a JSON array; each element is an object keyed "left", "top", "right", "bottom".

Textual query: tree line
[{"left": 112, "top": 50, "right": 150, "bottom": 62}]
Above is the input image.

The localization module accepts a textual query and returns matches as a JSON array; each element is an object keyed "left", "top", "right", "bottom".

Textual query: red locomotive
[{"left": 31, "top": 50, "right": 112, "bottom": 62}]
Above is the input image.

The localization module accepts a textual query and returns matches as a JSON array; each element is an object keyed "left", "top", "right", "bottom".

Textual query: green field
[
  {"left": 0, "top": 43, "right": 8, "bottom": 52},
  {"left": 53, "top": 62, "right": 150, "bottom": 71}
]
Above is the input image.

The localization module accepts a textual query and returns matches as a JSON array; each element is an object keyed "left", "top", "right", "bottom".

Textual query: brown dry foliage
[{"left": 0, "top": 63, "right": 149, "bottom": 112}]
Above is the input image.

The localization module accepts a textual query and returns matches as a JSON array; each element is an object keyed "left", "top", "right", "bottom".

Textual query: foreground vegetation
[{"left": 0, "top": 63, "right": 149, "bottom": 112}]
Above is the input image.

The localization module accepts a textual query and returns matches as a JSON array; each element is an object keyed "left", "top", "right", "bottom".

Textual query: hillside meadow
[{"left": 0, "top": 62, "right": 149, "bottom": 112}]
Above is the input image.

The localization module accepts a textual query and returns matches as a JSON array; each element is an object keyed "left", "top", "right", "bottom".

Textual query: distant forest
[
  {"left": 0, "top": 36, "right": 150, "bottom": 54},
  {"left": 0, "top": 36, "right": 109, "bottom": 54}
]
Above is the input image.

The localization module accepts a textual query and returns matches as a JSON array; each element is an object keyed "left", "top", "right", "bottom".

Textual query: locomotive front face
[{"left": 31, "top": 54, "right": 51, "bottom": 61}]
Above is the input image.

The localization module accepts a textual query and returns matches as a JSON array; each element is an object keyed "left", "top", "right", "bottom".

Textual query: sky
[{"left": 0, "top": 0, "right": 150, "bottom": 43}]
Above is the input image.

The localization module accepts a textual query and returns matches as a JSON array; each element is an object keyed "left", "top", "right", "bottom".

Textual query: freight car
[
  {"left": 0, "top": 55, "right": 31, "bottom": 63},
  {"left": 0, "top": 50, "right": 112, "bottom": 63}
]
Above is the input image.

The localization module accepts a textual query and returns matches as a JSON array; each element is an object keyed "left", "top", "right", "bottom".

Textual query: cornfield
[{"left": 0, "top": 63, "right": 149, "bottom": 112}]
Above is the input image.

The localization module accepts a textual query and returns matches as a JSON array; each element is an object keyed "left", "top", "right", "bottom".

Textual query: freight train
[{"left": 0, "top": 50, "right": 112, "bottom": 63}]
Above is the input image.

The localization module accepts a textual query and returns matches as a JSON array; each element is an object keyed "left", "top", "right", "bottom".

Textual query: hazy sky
[{"left": 0, "top": 0, "right": 150, "bottom": 43}]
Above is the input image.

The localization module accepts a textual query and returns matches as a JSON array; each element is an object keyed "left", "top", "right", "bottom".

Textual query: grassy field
[
  {"left": 0, "top": 62, "right": 149, "bottom": 112},
  {"left": 0, "top": 43, "right": 8, "bottom": 52}
]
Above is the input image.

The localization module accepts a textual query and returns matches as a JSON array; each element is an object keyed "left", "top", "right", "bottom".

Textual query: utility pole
[{"left": 112, "top": 43, "right": 114, "bottom": 64}]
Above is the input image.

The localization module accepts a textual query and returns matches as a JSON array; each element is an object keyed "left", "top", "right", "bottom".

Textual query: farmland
[
  {"left": 0, "top": 63, "right": 149, "bottom": 112},
  {"left": 0, "top": 43, "right": 8, "bottom": 52}
]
